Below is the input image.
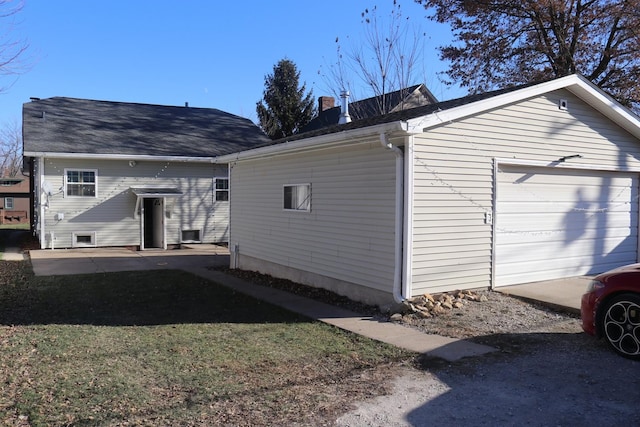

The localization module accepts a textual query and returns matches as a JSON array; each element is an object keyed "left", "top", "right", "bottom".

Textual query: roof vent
[
  {"left": 185, "top": 102, "right": 189, "bottom": 107},
  {"left": 338, "top": 90, "right": 351, "bottom": 124},
  {"left": 30, "top": 97, "right": 40, "bottom": 102}
]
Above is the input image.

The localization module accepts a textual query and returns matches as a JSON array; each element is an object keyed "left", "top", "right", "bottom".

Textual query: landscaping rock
[{"left": 391, "top": 290, "right": 486, "bottom": 319}]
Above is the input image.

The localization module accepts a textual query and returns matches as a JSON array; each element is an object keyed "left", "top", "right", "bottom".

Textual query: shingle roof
[
  {"left": 301, "top": 84, "right": 438, "bottom": 133},
  {"left": 262, "top": 83, "right": 530, "bottom": 146},
  {"left": 22, "top": 97, "right": 271, "bottom": 157}
]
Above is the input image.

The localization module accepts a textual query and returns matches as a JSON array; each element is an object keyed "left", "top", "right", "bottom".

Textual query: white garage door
[{"left": 495, "top": 165, "right": 638, "bottom": 287}]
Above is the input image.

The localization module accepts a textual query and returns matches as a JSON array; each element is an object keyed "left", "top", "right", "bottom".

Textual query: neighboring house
[
  {"left": 0, "top": 175, "right": 30, "bottom": 225},
  {"left": 301, "top": 84, "right": 438, "bottom": 133},
  {"left": 219, "top": 75, "right": 640, "bottom": 308},
  {"left": 22, "top": 97, "right": 271, "bottom": 250}
]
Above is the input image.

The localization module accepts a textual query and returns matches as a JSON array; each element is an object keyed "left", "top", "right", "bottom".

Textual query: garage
[{"left": 495, "top": 164, "right": 639, "bottom": 287}]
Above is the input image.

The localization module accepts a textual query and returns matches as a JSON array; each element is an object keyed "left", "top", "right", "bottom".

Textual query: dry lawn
[{"left": 0, "top": 261, "right": 413, "bottom": 426}]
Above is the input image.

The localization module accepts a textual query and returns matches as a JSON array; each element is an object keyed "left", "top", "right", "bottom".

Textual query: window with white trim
[
  {"left": 284, "top": 184, "right": 311, "bottom": 211},
  {"left": 181, "top": 229, "right": 201, "bottom": 243},
  {"left": 65, "top": 169, "right": 97, "bottom": 197},
  {"left": 215, "top": 178, "right": 229, "bottom": 201},
  {"left": 72, "top": 231, "right": 96, "bottom": 247},
  {"left": 4, "top": 197, "right": 14, "bottom": 210}
]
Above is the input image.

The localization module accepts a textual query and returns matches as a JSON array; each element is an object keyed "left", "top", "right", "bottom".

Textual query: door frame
[{"left": 140, "top": 197, "right": 166, "bottom": 250}]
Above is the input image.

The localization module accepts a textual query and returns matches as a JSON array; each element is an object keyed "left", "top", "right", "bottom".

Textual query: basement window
[
  {"left": 72, "top": 231, "right": 96, "bottom": 247},
  {"left": 181, "top": 229, "right": 201, "bottom": 243},
  {"left": 284, "top": 184, "right": 311, "bottom": 212}
]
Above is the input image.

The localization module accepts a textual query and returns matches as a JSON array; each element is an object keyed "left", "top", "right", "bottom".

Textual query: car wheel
[{"left": 601, "top": 293, "right": 640, "bottom": 360}]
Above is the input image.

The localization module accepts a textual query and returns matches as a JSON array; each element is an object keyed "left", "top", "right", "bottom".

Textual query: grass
[
  {"left": 0, "top": 223, "right": 30, "bottom": 230},
  {"left": 0, "top": 261, "right": 414, "bottom": 426}
]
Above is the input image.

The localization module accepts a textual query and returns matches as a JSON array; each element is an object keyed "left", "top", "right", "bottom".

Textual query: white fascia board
[
  {"left": 217, "top": 121, "right": 408, "bottom": 163},
  {"left": 565, "top": 78, "right": 640, "bottom": 140},
  {"left": 405, "top": 74, "right": 640, "bottom": 140},
  {"left": 22, "top": 152, "right": 217, "bottom": 163}
]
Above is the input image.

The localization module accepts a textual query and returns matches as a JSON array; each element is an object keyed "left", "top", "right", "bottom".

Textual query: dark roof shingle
[
  {"left": 301, "top": 84, "right": 438, "bottom": 133},
  {"left": 267, "top": 83, "right": 539, "bottom": 146},
  {"left": 23, "top": 97, "right": 271, "bottom": 157}
]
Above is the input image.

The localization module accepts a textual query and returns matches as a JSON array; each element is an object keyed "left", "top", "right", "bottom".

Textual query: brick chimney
[{"left": 318, "top": 96, "right": 335, "bottom": 112}]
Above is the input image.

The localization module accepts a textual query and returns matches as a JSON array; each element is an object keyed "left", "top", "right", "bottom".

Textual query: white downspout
[
  {"left": 38, "top": 157, "right": 46, "bottom": 249},
  {"left": 380, "top": 133, "right": 406, "bottom": 303}
]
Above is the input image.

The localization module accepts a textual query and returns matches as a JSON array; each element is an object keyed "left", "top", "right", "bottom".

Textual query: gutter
[
  {"left": 380, "top": 133, "right": 407, "bottom": 303},
  {"left": 22, "top": 152, "right": 217, "bottom": 163},
  {"left": 217, "top": 121, "right": 408, "bottom": 163}
]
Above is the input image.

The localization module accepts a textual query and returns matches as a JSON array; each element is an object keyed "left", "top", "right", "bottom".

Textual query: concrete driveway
[
  {"left": 28, "top": 245, "right": 231, "bottom": 275},
  {"left": 496, "top": 276, "right": 591, "bottom": 315}
]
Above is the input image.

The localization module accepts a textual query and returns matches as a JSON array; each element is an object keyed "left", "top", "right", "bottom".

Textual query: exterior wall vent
[{"left": 559, "top": 99, "right": 568, "bottom": 110}]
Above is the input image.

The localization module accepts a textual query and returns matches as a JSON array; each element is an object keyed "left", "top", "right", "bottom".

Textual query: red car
[{"left": 581, "top": 263, "right": 640, "bottom": 360}]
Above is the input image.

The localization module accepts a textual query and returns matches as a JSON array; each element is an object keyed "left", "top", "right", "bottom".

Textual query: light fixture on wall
[
  {"left": 558, "top": 154, "right": 582, "bottom": 162},
  {"left": 129, "top": 160, "right": 137, "bottom": 167}
]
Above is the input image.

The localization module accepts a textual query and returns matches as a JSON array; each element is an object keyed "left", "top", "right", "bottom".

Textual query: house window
[
  {"left": 215, "top": 178, "right": 229, "bottom": 201},
  {"left": 65, "top": 169, "right": 97, "bottom": 197},
  {"left": 4, "top": 197, "right": 14, "bottom": 210},
  {"left": 284, "top": 184, "right": 311, "bottom": 211},
  {"left": 181, "top": 229, "right": 201, "bottom": 243},
  {"left": 72, "top": 231, "right": 96, "bottom": 247}
]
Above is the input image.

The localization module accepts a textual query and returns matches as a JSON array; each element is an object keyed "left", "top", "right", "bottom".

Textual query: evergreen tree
[{"left": 257, "top": 58, "right": 315, "bottom": 139}]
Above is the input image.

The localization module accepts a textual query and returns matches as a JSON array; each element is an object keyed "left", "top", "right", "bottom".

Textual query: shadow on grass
[{"left": 0, "top": 269, "right": 311, "bottom": 326}]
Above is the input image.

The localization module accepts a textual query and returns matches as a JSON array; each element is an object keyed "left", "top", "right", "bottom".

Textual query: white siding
[
  {"left": 40, "top": 158, "right": 227, "bottom": 248},
  {"left": 230, "top": 141, "right": 397, "bottom": 294},
  {"left": 411, "top": 89, "right": 640, "bottom": 295}
]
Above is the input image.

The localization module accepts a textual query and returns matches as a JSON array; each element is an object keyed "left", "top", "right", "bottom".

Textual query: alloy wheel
[{"left": 602, "top": 294, "right": 640, "bottom": 360}]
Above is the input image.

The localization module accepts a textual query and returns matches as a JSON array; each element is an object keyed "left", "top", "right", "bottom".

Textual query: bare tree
[
  {"left": 0, "top": 0, "right": 29, "bottom": 92},
  {"left": 0, "top": 119, "right": 23, "bottom": 177},
  {"left": 320, "top": 1, "right": 427, "bottom": 115}
]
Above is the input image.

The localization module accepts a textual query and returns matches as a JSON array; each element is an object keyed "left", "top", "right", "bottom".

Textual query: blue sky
[{"left": 1, "top": 0, "right": 464, "bottom": 127}]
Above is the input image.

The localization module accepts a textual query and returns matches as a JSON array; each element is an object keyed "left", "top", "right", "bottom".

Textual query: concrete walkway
[
  {"left": 25, "top": 246, "right": 495, "bottom": 362},
  {"left": 496, "top": 276, "right": 590, "bottom": 315}
]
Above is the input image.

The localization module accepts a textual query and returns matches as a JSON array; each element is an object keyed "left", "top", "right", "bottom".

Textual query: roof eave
[
  {"left": 217, "top": 120, "right": 410, "bottom": 163},
  {"left": 405, "top": 74, "right": 640, "bottom": 140},
  {"left": 22, "top": 152, "right": 218, "bottom": 163}
]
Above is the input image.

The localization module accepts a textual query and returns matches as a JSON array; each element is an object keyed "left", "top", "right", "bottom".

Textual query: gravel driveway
[{"left": 336, "top": 293, "right": 640, "bottom": 426}]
